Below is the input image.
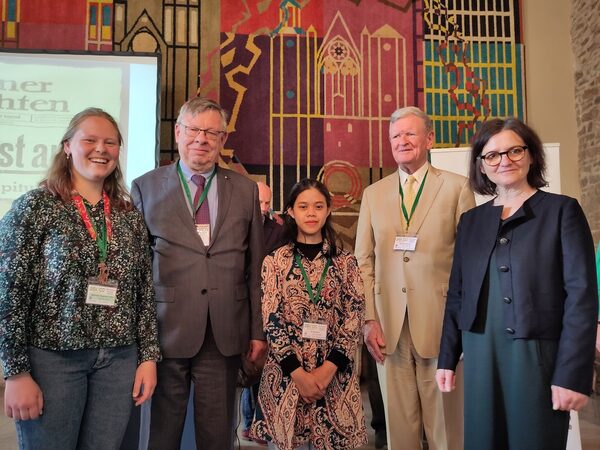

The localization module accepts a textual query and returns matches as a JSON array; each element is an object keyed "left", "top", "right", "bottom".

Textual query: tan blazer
[{"left": 355, "top": 164, "right": 475, "bottom": 358}]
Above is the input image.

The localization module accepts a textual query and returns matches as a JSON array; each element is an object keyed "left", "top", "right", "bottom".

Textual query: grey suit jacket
[{"left": 131, "top": 162, "right": 265, "bottom": 359}]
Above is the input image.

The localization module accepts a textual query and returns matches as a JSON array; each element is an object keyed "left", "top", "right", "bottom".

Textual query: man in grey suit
[{"left": 131, "top": 97, "right": 266, "bottom": 450}]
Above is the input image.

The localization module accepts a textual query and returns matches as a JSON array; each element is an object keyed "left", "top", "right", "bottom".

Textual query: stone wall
[{"left": 571, "top": 0, "right": 600, "bottom": 245}]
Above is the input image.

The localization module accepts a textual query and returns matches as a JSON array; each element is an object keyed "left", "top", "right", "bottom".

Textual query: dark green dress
[{"left": 462, "top": 251, "right": 570, "bottom": 450}]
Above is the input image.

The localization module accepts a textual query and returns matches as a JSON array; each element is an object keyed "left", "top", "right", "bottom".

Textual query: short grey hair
[
  {"left": 177, "top": 97, "right": 229, "bottom": 130},
  {"left": 390, "top": 106, "right": 433, "bottom": 133}
]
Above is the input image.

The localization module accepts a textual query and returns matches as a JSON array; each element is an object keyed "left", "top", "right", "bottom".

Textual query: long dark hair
[{"left": 283, "top": 178, "right": 341, "bottom": 257}]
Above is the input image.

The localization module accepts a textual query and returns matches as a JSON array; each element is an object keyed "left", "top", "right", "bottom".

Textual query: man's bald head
[{"left": 257, "top": 182, "right": 272, "bottom": 216}]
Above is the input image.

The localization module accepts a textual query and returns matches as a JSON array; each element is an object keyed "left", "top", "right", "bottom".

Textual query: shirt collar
[
  {"left": 398, "top": 161, "right": 429, "bottom": 186},
  {"left": 178, "top": 159, "right": 216, "bottom": 181}
]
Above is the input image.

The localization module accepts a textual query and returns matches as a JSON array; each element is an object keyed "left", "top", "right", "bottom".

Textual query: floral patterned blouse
[
  {"left": 0, "top": 188, "right": 160, "bottom": 378},
  {"left": 251, "top": 241, "right": 367, "bottom": 450}
]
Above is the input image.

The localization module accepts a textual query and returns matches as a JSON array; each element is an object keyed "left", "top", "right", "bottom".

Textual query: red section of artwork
[
  {"left": 323, "top": 119, "right": 395, "bottom": 168},
  {"left": 20, "top": 0, "right": 87, "bottom": 25},
  {"left": 221, "top": 0, "right": 413, "bottom": 39},
  {"left": 221, "top": 1, "right": 324, "bottom": 35},
  {"left": 18, "top": 24, "right": 86, "bottom": 50}
]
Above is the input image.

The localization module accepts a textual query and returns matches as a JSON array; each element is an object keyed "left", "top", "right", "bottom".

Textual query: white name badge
[
  {"left": 302, "top": 321, "right": 328, "bottom": 340},
  {"left": 394, "top": 235, "right": 418, "bottom": 252},
  {"left": 86, "top": 279, "right": 118, "bottom": 306},
  {"left": 196, "top": 223, "right": 210, "bottom": 246}
]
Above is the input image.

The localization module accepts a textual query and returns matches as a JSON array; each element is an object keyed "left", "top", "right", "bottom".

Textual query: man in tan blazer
[{"left": 355, "top": 107, "right": 475, "bottom": 450}]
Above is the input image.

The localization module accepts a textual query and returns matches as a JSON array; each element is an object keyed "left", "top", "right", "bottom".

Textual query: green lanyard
[
  {"left": 177, "top": 163, "right": 216, "bottom": 213},
  {"left": 294, "top": 253, "right": 332, "bottom": 305},
  {"left": 399, "top": 170, "right": 428, "bottom": 226},
  {"left": 72, "top": 192, "right": 112, "bottom": 265},
  {"left": 84, "top": 205, "right": 108, "bottom": 262}
]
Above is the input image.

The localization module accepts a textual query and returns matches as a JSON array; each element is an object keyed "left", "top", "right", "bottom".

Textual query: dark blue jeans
[
  {"left": 15, "top": 345, "right": 137, "bottom": 450},
  {"left": 241, "top": 383, "right": 260, "bottom": 430}
]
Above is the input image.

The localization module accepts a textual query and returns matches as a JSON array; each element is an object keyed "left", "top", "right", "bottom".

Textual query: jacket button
[
  {"left": 201, "top": 289, "right": 207, "bottom": 295},
  {"left": 401, "top": 287, "right": 407, "bottom": 293},
  {"left": 505, "top": 328, "right": 515, "bottom": 334},
  {"left": 499, "top": 237, "right": 509, "bottom": 245},
  {"left": 503, "top": 297, "right": 512, "bottom": 304},
  {"left": 403, "top": 256, "right": 410, "bottom": 262},
  {"left": 206, "top": 252, "right": 210, "bottom": 258},
  {"left": 499, "top": 265, "right": 509, "bottom": 272}
]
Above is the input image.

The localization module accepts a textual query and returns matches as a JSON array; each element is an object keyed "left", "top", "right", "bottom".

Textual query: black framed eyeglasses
[
  {"left": 478, "top": 145, "right": 528, "bottom": 166},
  {"left": 178, "top": 123, "right": 226, "bottom": 141}
]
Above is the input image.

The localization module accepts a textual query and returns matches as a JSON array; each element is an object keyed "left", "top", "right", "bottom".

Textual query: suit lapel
[
  {"left": 209, "top": 168, "right": 232, "bottom": 248},
  {"left": 166, "top": 163, "right": 198, "bottom": 234},
  {"left": 383, "top": 174, "right": 405, "bottom": 234},
  {"left": 407, "top": 165, "right": 443, "bottom": 234},
  {"left": 166, "top": 162, "right": 207, "bottom": 247}
]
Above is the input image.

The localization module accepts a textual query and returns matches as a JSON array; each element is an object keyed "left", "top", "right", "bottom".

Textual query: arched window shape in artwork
[{"left": 318, "top": 34, "right": 361, "bottom": 117}]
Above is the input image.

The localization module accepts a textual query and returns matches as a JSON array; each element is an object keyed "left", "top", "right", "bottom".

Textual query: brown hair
[
  {"left": 469, "top": 117, "right": 547, "bottom": 195},
  {"left": 41, "top": 107, "right": 132, "bottom": 211}
]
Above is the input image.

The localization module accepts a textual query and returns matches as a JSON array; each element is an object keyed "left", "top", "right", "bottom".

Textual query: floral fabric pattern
[
  {"left": 0, "top": 188, "right": 160, "bottom": 378},
  {"left": 251, "top": 242, "right": 367, "bottom": 450}
]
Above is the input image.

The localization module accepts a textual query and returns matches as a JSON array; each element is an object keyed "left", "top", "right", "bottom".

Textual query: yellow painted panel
[{"left": 6, "top": 22, "right": 15, "bottom": 39}]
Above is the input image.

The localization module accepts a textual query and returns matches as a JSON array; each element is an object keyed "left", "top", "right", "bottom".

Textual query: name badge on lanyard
[
  {"left": 196, "top": 223, "right": 210, "bottom": 246},
  {"left": 302, "top": 320, "right": 328, "bottom": 340},
  {"left": 395, "top": 170, "right": 427, "bottom": 252},
  {"left": 394, "top": 235, "right": 418, "bottom": 252},
  {"left": 86, "top": 279, "right": 118, "bottom": 306},
  {"left": 73, "top": 192, "right": 119, "bottom": 307},
  {"left": 177, "top": 164, "right": 216, "bottom": 247},
  {"left": 295, "top": 252, "right": 331, "bottom": 340}
]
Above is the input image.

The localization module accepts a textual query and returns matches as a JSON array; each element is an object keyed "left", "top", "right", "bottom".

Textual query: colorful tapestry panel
[{"left": 0, "top": 0, "right": 526, "bottom": 246}]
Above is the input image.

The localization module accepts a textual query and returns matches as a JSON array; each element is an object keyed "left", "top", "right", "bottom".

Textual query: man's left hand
[
  {"left": 246, "top": 339, "right": 267, "bottom": 363},
  {"left": 551, "top": 385, "right": 588, "bottom": 411}
]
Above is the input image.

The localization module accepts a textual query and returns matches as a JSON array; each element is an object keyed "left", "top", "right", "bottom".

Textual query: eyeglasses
[
  {"left": 178, "top": 123, "right": 226, "bottom": 141},
  {"left": 478, "top": 145, "right": 528, "bottom": 166}
]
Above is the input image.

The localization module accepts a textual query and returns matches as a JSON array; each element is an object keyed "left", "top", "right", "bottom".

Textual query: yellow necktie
[{"left": 404, "top": 175, "right": 417, "bottom": 212}]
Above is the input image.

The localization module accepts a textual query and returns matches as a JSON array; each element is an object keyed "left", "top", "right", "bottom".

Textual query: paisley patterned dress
[{"left": 251, "top": 241, "right": 367, "bottom": 450}]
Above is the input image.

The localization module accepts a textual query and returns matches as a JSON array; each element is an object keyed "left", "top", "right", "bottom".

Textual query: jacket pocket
[{"left": 235, "top": 283, "right": 248, "bottom": 301}]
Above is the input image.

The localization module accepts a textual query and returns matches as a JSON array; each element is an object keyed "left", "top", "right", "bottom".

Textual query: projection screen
[{"left": 0, "top": 49, "right": 160, "bottom": 219}]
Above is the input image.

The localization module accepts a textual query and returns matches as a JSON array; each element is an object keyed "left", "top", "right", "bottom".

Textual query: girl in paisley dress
[
  {"left": 250, "top": 178, "right": 367, "bottom": 450},
  {"left": 0, "top": 108, "right": 160, "bottom": 450}
]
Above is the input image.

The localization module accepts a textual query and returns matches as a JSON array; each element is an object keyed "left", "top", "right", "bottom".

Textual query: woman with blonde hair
[{"left": 0, "top": 107, "right": 160, "bottom": 450}]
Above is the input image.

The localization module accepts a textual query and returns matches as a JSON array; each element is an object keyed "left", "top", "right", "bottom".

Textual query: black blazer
[{"left": 438, "top": 190, "right": 598, "bottom": 395}]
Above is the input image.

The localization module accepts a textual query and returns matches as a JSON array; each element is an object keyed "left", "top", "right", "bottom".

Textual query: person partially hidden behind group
[
  {"left": 0, "top": 107, "right": 161, "bottom": 450},
  {"left": 250, "top": 178, "right": 368, "bottom": 450},
  {"left": 240, "top": 181, "right": 285, "bottom": 445},
  {"left": 436, "top": 117, "right": 598, "bottom": 450}
]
